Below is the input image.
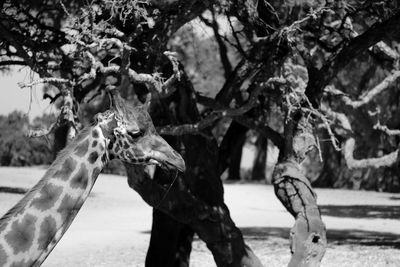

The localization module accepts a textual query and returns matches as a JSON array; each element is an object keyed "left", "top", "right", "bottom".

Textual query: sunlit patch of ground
[{"left": 0, "top": 167, "right": 399, "bottom": 266}]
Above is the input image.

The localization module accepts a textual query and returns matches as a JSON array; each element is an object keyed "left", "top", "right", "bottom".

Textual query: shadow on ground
[
  {"left": 240, "top": 227, "right": 400, "bottom": 248},
  {"left": 319, "top": 205, "right": 400, "bottom": 219}
]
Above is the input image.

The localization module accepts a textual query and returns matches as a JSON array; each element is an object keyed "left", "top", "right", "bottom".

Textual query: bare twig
[
  {"left": 254, "top": 7, "right": 329, "bottom": 43},
  {"left": 160, "top": 51, "right": 181, "bottom": 97},
  {"left": 80, "top": 50, "right": 181, "bottom": 98},
  {"left": 200, "top": 11, "right": 232, "bottom": 78},
  {"left": 307, "top": 107, "right": 341, "bottom": 151},
  {"left": 27, "top": 122, "right": 58, "bottom": 138},
  {"left": 29, "top": 85, "right": 76, "bottom": 140},
  {"left": 18, "top": 77, "right": 73, "bottom": 89},
  {"left": 226, "top": 14, "right": 247, "bottom": 57},
  {"left": 60, "top": 1, "right": 71, "bottom": 16},
  {"left": 373, "top": 122, "right": 400, "bottom": 136}
]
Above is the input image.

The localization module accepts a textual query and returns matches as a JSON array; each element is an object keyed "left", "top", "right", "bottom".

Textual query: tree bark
[
  {"left": 219, "top": 122, "right": 245, "bottom": 175},
  {"left": 272, "top": 116, "right": 327, "bottom": 266},
  {"left": 273, "top": 161, "right": 326, "bottom": 267},
  {"left": 228, "top": 130, "right": 247, "bottom": 181},
  {"left": 125, "top": 165, "right": 263, "bottom": 267},
  {"left": 219, "top": 122, "right": 248, "bottom": 180},
  {"left": 53, "top": 124, "right": 69, "bottom": 157},
  {"left": 145, "top": 210, "right": 193, "bottom": 267},
  {"left": 128, "top": 70, "right": 263, "bottom": 267},
  {"left": 251, "top": 134, "right": 267, "bottom": 181}
]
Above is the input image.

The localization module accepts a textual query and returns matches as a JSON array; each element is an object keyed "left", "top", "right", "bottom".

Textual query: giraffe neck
[{"left": 0, "top": 125, "right": 108, "bottom": 267}]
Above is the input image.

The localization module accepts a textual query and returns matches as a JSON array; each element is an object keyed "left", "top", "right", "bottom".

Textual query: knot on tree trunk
[{"left": 289, "top": 215, "right": 326, "bottom": 267}]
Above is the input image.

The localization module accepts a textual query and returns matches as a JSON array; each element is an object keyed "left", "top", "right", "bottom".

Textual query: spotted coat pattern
[
  {"left": 0, "top": 126, "right": 107, "bottom": 267},
  {"left": 0, "top": 103, "right": 185, "bottom": 267}
]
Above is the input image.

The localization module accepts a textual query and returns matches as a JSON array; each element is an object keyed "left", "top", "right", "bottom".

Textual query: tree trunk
[
  {"left": 145, "top": 210, "right": 193, "bottom": 267},
  {"left": 125, "top": 165, "right": 262, "bottom": 267},
  {"left": 228, "top": 132, "right": 246, "bottom": 180},
  {"left": 218, "top": 121, "right": 248, "bottom": 180},
  {"left": 127, "top": 71, "right": 262, "bottom": 267},
  {"left": 53, "top": 124, "right": 69, "bottom": 157},
  {"left": 272, "top": 116, "right": 327, "bottom": 266},
  {"left": 251, "top": 134, "right": 267, "bottom": 181}
]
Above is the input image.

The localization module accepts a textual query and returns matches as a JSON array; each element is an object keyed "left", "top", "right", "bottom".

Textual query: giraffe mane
[
  {"left": 0, "top": 126, "right": 94, "bottom": 223},
  {"left": 46, "top": 126, "right": 93, "bottom": 175}
]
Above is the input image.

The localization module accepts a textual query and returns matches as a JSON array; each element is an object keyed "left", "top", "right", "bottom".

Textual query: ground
[{"left": 0, "top": 166, "right": 399, "bottom": 266}]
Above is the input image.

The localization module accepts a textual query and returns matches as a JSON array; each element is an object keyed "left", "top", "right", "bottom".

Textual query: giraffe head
[{"left": 94, "top": 92, "right": 185, "bottom": 172}]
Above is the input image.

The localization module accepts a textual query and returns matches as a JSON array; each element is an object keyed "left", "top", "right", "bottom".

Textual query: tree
[
  {"left": 0, "top": 111, "right": 54, "bottom": 166},
  {"left": 2, "top": 0, "right": 400, "bottom": 266}
]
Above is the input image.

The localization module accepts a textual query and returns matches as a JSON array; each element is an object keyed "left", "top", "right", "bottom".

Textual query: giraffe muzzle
[{"left": 147, "top": 135, "right": 186, "bottom": 172}]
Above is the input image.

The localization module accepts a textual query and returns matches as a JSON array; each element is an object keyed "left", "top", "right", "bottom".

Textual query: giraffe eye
[{"left": 127, "top": 131, "right": 143, "bottom": 139}]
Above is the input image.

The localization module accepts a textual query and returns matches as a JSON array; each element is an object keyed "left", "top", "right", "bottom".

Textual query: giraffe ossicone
[{"left": 0, "top": 92, "right": 185, "bottom": 267}]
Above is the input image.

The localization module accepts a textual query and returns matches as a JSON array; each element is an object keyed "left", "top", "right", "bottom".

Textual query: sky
[{"left": 0, "top": 67, "right": 55, "bottom": 120}]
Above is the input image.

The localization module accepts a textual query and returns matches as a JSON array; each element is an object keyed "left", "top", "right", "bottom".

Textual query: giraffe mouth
[
  {"left": 142, "top": 134, "right": 186, "bottom": 172},
  {"left": 148, "top": 154, "right": 186, "bottom": 172}
]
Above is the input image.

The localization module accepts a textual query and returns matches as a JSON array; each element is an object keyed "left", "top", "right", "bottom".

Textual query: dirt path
[{"left": 0, "top": 167, "right": 399, "bottom": 266}]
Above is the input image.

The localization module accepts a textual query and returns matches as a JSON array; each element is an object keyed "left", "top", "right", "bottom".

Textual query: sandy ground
[{"left": 0, "top": 166, "right": 399, "bottom": 266}]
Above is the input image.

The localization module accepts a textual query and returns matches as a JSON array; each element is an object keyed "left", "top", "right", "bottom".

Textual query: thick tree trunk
[
  {"left": 145, "top": 210, "right": 193, "bottom": 267},
  {"left": 272, "top": 117, "right": 327, "bottom": 266},
  {"left": 218, "top": 121, "right": 248, "bottom": 180},
  {"left": 228, "top": 132, "right": 246, "bottom": 180},
  {"left": 273, "top": 161, "right": 326, "bottom": 266},
  {"left": 127, "top": 70, "right": 262, "bottom": 267},
  {"left": 125, "top": 165, "right": 262, "bottom": 267},
  {"left": 251, "top": 134, "right": 267, "bottom": 181}
]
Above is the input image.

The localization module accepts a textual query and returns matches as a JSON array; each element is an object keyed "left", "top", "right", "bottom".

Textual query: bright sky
[{"left": 0, "top": 67, "right": 55, "bottom": 120}]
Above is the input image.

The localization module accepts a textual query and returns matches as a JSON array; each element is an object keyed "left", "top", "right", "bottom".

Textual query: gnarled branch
[
  {"left": 325, "top": 71, "right": 400, "bottom": 109},
  {"left": 323, "top": 105, "right": 400, "bottom": 169},
  {"left": 373, "top": 122, "right": 400, "bottom": 136},
  {"left": 343, "top": 138, "right": 399, "bottom": 169}
]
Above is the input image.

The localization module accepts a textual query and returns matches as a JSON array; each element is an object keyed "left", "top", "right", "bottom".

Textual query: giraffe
[{"left": 0, "top": 92, "right": 185, "bottom": 267}]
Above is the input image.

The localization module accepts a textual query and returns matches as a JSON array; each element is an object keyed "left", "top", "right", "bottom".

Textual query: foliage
[
  {"left": 3, "top": 1, "right": 400, "bottom": 265},
  {"left": 0, "top": 111, "right": 54, "bottom": 166},
  {"left": 1, "top": 0, "right": 400, "bottom": 188}
]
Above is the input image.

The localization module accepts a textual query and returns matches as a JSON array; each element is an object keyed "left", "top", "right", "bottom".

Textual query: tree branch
[
  {"left": 18, "top": 77, "right": 73, "bottom": 89},
  {"left": 200, "top": 11, "right": 232, "bottom": 78},
  {"left": 373, "top": 122, "right": 400, "bottom": 136},
  {"left": 233, "top": 115, "right": 284, "bottom": 150},
  {"left": 307, "top": 10, "right": 400, "bottom": 102},
  {"left": 159, "top": 77, "right": 285, "bottom": 138},
  {"left": 82, "top": 50, "right": 181, "bottom": 98},
  {"left": 0, "top": 60, "right": 27, "bottom": 66},
  {"left": 344, "top": 138, "right": 399, "bottom": 169},
  {"left": 323, "top": 105, "right": 400, "bottom": 169},
  {"left": 326, "top": 70, "right": 400, "bottom": 109}
]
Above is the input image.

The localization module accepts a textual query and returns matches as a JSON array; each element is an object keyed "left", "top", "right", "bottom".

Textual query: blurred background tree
[{"left": 0, "top": 111, "right": 54, "bottom": 166}]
